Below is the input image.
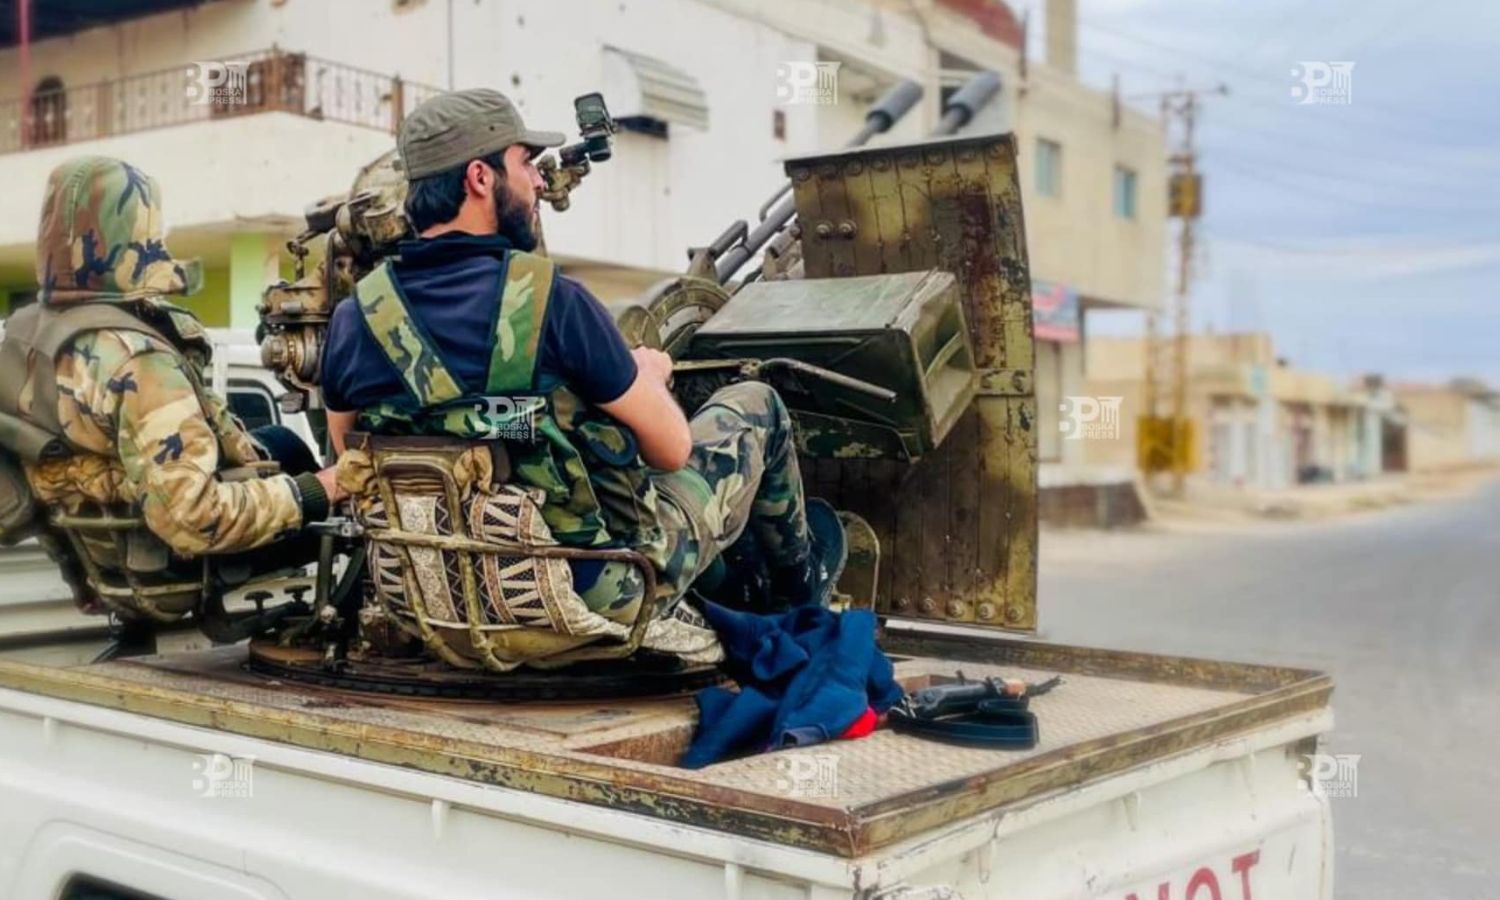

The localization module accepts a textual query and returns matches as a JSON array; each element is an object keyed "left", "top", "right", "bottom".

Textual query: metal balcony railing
[{"left": 0, "top": 49, "right": 443, "bottom": 156}]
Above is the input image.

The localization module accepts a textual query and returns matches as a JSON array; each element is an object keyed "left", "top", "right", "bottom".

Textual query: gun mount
[{"left": 620, "top": 70, "right": 1036, "bottom": 632}]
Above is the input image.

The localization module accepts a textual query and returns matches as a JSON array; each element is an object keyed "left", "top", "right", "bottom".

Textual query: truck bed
[{"left": 0, "top": 626, "right": 1331, "bottom": 857}]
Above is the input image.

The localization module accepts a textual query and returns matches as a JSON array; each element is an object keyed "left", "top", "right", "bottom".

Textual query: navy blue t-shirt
[
  {"left": 321, "top": 232, "right": 639, "bottom": 591},
  {"left": 322, "top": 232, "right": 637, "bottom": 412}
]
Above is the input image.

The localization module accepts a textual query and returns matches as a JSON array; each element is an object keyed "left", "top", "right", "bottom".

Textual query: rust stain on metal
[{"left": 786, "top": 133, "right": 1039, "bottom": 636}]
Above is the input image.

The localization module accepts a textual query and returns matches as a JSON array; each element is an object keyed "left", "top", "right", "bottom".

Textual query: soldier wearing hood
[{"left": 0, "top": 156, "right": 340, "bottom": 636}]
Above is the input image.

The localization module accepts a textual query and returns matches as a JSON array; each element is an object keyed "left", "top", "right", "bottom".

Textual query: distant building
[
  {"left": 1393, "top": 380, "right": 1500, "bottom": 471},
  {"left": 1085, "top": 332, "right": 1411, "bottom": 490}
]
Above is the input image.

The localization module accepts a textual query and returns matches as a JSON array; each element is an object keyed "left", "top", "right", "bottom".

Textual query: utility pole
[{"left": 1139, "top": 84, "right": 1225, "bottom": 496}]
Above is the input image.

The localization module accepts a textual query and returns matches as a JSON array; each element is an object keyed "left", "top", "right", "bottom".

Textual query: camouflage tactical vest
[
  {"left": 353, "top": 251, "right": 666, "bottom": 564},
  {"left": 0, "top": 299, "right": 247, "bottom": 621}
]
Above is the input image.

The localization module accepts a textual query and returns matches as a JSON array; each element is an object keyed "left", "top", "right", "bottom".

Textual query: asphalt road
[{"left": 1039, "top": 478, "right": 1500, "bottom": 900}]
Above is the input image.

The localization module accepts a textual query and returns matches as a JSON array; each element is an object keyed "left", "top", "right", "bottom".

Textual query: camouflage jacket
[{"left": 12, "top": 156, "right": 318, "bottom": 557}]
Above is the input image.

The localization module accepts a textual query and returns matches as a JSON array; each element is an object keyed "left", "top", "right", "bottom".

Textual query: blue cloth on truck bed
[{"left": 679, "top": 603, "right": 905, "bottom": 769}]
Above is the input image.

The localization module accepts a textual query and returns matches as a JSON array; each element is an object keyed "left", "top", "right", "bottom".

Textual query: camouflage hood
[{"left": 36, "top": 156, "right": 203, "bottom": 305}]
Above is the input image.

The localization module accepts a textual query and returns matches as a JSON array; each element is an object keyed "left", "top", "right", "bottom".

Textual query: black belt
[{"left": 888, "top": 696, "right": 1039, "bottom": 749}]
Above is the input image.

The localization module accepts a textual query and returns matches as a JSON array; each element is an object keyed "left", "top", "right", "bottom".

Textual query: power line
[
  {"left": 1226, "top": 1, "right": 1310, "bottom": 69},
  {"left": 1198, "top": 139, "right": 1500, "bottom": 195},
  {"left": 1077, "top": 19, "right": 1483, "bottom": 134},
  {"left": 1078, "top": 37, "right": 1500, "bottom": 183},
  {"left": 1203, "top": 229, "right": 1500, "bottom": 258},
  {"left": 1207, "top": 154, "right": 1496, "bottom": 214}
]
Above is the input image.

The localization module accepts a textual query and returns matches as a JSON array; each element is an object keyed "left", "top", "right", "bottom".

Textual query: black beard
[{"left": 495, "top": 188, "right": 538, "bottom": 252}]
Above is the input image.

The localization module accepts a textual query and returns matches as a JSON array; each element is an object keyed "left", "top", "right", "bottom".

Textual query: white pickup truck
[
  {"left": 0, "top": 181, "right": 1334, "bottom": 898},
  {"left": 0, "top": 619, "right": 1334, "bottom": 900}
]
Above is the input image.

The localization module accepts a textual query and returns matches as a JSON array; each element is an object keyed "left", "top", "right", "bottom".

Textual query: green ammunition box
[{"left": 686, "top": 270, "right": 978, "bottom": 460}]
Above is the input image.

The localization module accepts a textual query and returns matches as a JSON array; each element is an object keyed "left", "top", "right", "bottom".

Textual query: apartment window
[
  {"left": 1035, "top": 138, "right": 1062, "bottom": 198},
  {"left": 30, "top": 75, "right": 67, "bottom": 146},
  {"left": 1113, "top": 165, "right": 1138, "bottom": 219}
]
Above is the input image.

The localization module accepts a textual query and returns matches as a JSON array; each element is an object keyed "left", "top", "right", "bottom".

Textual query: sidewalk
[{"left": 1144, "top": 466, "right": 1500, "bottom": 526}]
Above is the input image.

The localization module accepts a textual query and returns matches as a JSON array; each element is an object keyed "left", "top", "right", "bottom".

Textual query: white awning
[{"left": 601, "top": 46, "right": 708, "bottom": 130}]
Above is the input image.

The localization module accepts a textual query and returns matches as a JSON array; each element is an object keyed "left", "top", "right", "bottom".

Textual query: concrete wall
[
  {"left": 1396, "top": 385, "right": 1500, "bottom": 471},
  {"left": 0, "top": 113, "right": 397, "bottom": 252}
]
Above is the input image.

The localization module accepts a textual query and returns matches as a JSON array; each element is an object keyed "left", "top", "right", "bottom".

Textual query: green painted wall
[
  {"left": 2, "top": 268, "right": 231, "bottom": 326},
  {"left": 229, "top": 233, "right": 273, "bottom": 330},
  {"left": 185, "top": 266, "right": 232, "bottom": 327}
]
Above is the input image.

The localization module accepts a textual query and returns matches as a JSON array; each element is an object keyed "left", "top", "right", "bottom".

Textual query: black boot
[
  {"left": 769, "top": 498, "right": 847, "bottom": 609},
  {"left": 92, "top": 615, "right": 158, "bottom": 663}
]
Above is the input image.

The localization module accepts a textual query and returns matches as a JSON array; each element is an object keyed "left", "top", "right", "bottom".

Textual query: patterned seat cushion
[{"left": 360, "top": 484, "right": 630, "bottom": 647}]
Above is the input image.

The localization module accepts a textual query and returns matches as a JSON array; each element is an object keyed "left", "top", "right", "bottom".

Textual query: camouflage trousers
[{"left": 578, "top": 381, "right": 811, "bottom": 619}]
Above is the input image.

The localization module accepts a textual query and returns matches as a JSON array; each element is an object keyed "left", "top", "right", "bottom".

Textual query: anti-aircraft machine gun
[
  {"left": 247, "top": 72, "right": 1034, "bottom": 696},
  {"left": 611, "top": 70, "right": 1038, "bottom": 632}
]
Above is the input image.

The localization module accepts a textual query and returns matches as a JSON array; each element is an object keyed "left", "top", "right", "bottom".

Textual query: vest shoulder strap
[
  {"left": 356, "top": 261, "right": 465, "bottom": 407},
  {"left": 0, "top": 302, "right": 177, "bottom": 433},
  {"left": 32, "top": 302, "right": 176, "bottom": 358},
  {"left": 485, "top": 251, "right": 555, "bottom": 394}
]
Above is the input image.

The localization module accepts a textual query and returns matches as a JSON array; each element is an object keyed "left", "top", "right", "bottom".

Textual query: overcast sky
[{"left": 1049, "top": 0, "right": 1500, "bottom": 387}]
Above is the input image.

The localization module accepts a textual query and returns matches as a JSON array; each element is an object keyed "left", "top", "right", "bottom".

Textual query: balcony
[
  {"left": 0, "top": 50, "right": 443, "bottom": 327},
  {"left": 1, "top": 48, "right": 441, "bottom": 155}
]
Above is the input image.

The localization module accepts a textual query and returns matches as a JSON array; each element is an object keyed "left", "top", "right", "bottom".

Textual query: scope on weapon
[
  {"left": 561, "top": 92, "right": 616, "bottom": 166},
  {"left": 539, "top": 93, "right": 617, "bottom": 212}
]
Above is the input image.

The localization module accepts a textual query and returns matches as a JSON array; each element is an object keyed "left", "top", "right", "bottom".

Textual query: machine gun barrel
[
  {"left": 933, "top": 70, "right": 1001, "bottom": 136},
  {"left": 748, "top": 71, "right": 1003, "bottom": 285},
  {"left": 712, "top": 78, "right": 924, "bottom": 285},
  {"left": 717, "top": 72, "right": 1000, "bottom": 285}
]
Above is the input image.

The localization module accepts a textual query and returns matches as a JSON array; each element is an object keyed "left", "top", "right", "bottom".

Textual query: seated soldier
[
  {"left": 0, "top": 156, "right": 342, "bottom": 652},
  {"left": 320, "top": 89, "right": 843, "bottom": 635}
]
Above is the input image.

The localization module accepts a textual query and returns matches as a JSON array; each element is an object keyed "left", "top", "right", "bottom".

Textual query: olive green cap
[{"left": 398, "top": 88, "right": 565, "bottom": 180}]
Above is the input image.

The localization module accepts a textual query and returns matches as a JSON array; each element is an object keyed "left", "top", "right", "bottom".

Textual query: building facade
[
  {"left": 1085, "top": 333, "right": 1407, "bottom": 492},
  {"left": 2, "top": 0, "right": 1166, "bottom": 509},
  {"left": 1394, "top": 380, "right": 1500, "bottom": 472}
]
